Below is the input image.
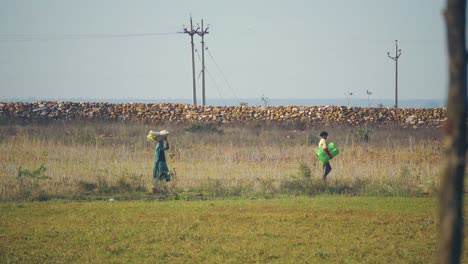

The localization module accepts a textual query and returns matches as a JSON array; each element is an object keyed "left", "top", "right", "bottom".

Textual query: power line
[
  {"left": 206, "top": 69, "right": 227, "bottom": 105},
  {"left": 195, "top": 48, "right": 226, "bottom": 105},
  {"left": 205, "top": 46, "right": 240, "bottom": 102}
]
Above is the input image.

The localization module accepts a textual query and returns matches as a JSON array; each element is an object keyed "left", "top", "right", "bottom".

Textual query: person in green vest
[
  {"left": 319, "top": 131, "right": 332, "bottom": 182},
  {"left": 152, "top": 131, "right": 170, "bottom": 182}
]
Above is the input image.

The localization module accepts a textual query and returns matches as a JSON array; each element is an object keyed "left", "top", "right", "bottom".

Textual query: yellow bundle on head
[
  {"left": 147, "top": 129, "right": 169, "bottom": 141},
  {"left": 147, "top": 133, "right": 157, "bottom": 140},
  {"left": 149, "top": 130, "right": 170, "bottom": 136}
]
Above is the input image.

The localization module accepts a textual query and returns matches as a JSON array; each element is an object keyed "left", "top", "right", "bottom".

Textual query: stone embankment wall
[{"left": 0, "top": 101, "right": 446, "bottom": 128}]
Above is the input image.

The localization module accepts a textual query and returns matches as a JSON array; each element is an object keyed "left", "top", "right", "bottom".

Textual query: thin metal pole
[
  {"left": 201, "top": 20, "right": 206, "bottom": 106},
  {"left": 387, "top": 40, "right": 402, "bottom": 108},
  {"left": 190, "top": 17, "right": 197, "bottom": 106},
  {"left": 197, "top": 19, "right": 209, "bottom": 106},
  {"left": 395, "top": 41, "right": 398, "bottom": 108}
]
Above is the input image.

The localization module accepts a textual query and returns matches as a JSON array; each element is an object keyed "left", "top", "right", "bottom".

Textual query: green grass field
[{"left": 1, "top": 196, "right": 466, "bottom": 263}]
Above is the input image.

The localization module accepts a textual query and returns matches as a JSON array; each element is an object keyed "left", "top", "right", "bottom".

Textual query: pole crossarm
[
  {"left": 196, "top": 26, "right": 209, "bottom": 36},
  {"left": 387, "top": 39, "right": 402, "bottom": 60}
]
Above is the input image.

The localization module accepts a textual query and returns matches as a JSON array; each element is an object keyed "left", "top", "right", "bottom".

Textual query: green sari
[{"left": 153, "top": 140, "right": 170, "bottom": 181}]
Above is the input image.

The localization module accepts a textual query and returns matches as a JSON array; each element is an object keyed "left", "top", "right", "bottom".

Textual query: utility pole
[
  {"left": 387, "top": 40, "right": 402, "bottom": 108},
  {"left": 183, "top": 16, "right": 199, "bottom": 106},
  {"left": 197, "top": 19, "right": 209, "bottom": 106},
  {"left": 366, "top": 90, "right": 373, "bottom": 107},
  {"left": 345, "top": 91, "right": 353, "bottom": 107}
]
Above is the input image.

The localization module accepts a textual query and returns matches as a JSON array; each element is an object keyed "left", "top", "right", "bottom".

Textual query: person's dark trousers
[{"left": 323, "top": 162, "right": 332, "bottom": 181}]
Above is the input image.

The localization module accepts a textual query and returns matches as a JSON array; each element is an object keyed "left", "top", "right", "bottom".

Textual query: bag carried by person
[
  {"left": 315, "top": 142, "right": 339, "bottom": 164},
  {"left": 327, "top": 142, "right": 339, "bottom": 157},
  {"left": 315, "top": 147, "right": 330, "bottom": 164}
]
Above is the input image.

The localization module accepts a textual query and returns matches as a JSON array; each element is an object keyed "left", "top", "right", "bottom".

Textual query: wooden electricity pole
[
  {"left": 197, "top": 19, "right": 209, "bottom": 106},
  {"left": 387, "top": 40, "right": 402, "bottom": 108},
  {"left": 437, "top": 0, "right": 466, "bottom": 263},
  {"left": 183, "top": 16, "right": 199, "bottom": 106}
]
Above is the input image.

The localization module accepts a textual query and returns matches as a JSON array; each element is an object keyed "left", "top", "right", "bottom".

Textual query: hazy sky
[{"left": 0, "top": 0, "right": 452, "bottom": 104}]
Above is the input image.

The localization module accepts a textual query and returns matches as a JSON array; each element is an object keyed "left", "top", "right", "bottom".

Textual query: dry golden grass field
[{"left": 0, "top": 121, "right": 445, "bottom": 200}]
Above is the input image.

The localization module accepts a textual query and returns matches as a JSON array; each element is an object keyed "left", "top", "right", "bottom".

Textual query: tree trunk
[{"left": 437, "top": 0, "right": 467, "bottom": 263}]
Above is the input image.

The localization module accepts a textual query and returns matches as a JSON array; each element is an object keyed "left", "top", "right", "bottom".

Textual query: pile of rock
[{"left": 0, "top": 101, "right": 446, "bottom": 128}]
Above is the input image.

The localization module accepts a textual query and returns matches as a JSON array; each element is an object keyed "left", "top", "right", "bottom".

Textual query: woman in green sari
[{"left": 152, "top": 132, "right": 170, "bottom": 182}]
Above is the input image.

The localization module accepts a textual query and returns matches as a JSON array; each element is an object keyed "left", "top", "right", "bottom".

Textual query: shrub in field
[
  {"left": 184, "top": 123, "right": 223, "bottom": 134},
  {"left": 280, "top": 177, "right": 362, "bottom": 196},
  {"left": 298, "top": 162, "right": 311, "bottom": 178},
  {"left": 16, "top": 165, "right": 50, "bottom": 200},
  {"left": 116, "top": 177, "right": 132, "bottom": 192},
  {"left": 96, "top": 175, "right": 110, "bottom": 194},
  {"left": 280, "top": 163, "right": 319, "bottom": 195},
  {"left": 150, "top": 180, "right": 178, "bottom": 200},
  {"left": 279, "top": 163, "right": 368, "bottom": 195},
  {"left": 202, "top": 178, "right": 233, "bottom": 197},
  {"left": 185, "top": 171, "right": 279, "bottom": 199},
  {"left": 280, "top": 177, "right": 328, "bottom": 195},
  {"left": 126, "top": 173, "right": 148, "bottom": 192},
  {"left": 257, "top": 178, "right": 278, "bottom": 196},
  {"left": 78, "top": 173, "right": 148, "bottom": 197},
  {"left": 78, "top": 181, "right": 98, "bottom": 193}
]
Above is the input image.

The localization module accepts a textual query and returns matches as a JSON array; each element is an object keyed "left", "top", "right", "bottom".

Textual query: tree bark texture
[{"left": 438, "top": 0, "right": 467, "bottom": 263}]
